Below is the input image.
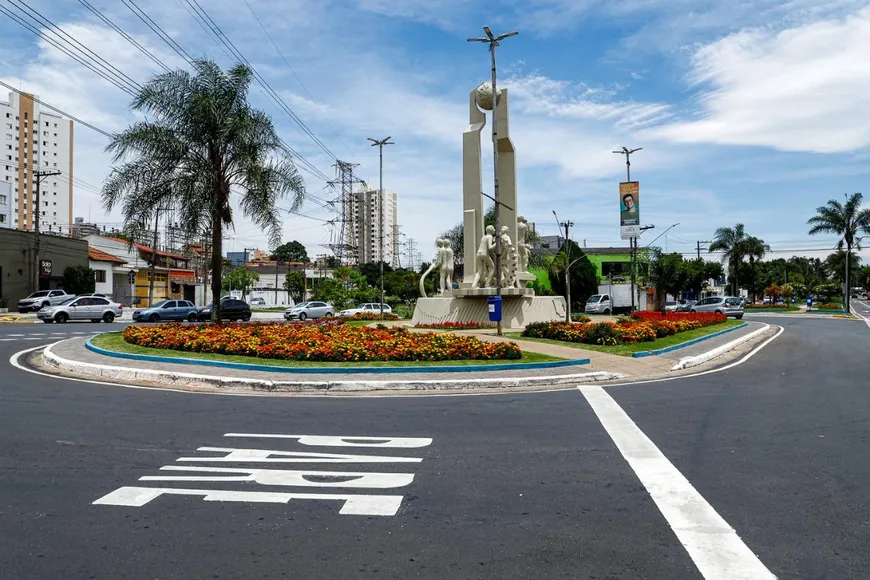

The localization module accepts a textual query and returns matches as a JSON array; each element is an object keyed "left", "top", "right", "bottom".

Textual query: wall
[
  {"left": 0, "top": 181, "right": 11, "bottom": 228},
  {"left": 583, "top": 252, "right": 632, "bottom": 282},
  {"left": 89, "top": 259, "right": 116, "bottom": 296},
  {"left": 0, "top": 228, "right": 87, "bottom": 306}
]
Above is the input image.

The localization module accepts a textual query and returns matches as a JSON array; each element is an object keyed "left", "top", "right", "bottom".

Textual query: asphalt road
[{"left": 1, "top": 316, "right": 868, "bottom": 579}]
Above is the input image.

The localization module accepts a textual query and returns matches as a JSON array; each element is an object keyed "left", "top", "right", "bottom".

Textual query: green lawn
[
  {"left": 505, "top": 320, "right": 744, "bottom": 357},
  {"left": 92, "top": 332, "right": 565, "bottom": 368}
]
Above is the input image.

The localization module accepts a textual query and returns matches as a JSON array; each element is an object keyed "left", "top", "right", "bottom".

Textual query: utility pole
[
  {"left": 553, "top": 210, "right": 573, "bottom": 322},
  {"left": 614, "top": 146, "right": 642, "bottom": 313},
  {"left": 148, "top": 208, "right": 165, "bottom": 307},
  {"left": 368, "top": 136, "right": 394, "bottom": 320},
  {"left": 696, "top": 240, "right": 712, "bottom": 260},
  {"left": 32, "top": 169, "right": 62, "bottom": 292},
  {"left": 469, "top": 26, "right": 519, "bottom": 337}
]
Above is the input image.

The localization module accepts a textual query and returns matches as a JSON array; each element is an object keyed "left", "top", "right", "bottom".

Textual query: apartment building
[
  {"left": 344, "top": 187, "right": 398, "bottom": 266},
  {"left": 0, "top": 91, "right": 74, "bottom": 233}
]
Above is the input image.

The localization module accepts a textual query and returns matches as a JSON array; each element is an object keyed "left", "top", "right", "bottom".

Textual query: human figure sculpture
[
  {"left": 439, "top": 240, "right": 455, "bottom": 294},
  {"left": 419, "top": 239, "right": 446, "bottom": 298},
  {"left": 516, "top": 216, "right": 530, "bottom": 274},
  {"left": 500, "top": 226, "right": 517, "bottom": 288},
  {"left": 472, "top": 225, "right": 496, "bottom": 288}
]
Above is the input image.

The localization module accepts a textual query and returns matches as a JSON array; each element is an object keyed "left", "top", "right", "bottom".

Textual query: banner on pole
[{"left": 619, "top": 181, "right": 639, "bottom": 240}]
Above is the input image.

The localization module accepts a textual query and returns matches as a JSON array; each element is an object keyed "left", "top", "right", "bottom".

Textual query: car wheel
[
  {"left": 42, "top": 301, "right": 50, "bottom": 310},
  {"left": 715, "top": 310, "right": 723, "bottom": 315},
  {"left": 299, "top": 312, "right": 307, "bottom": 321},
  {"left": 55, "top": 312, "right": 68, "bottom": 323},
  {"left": 735, "top": 315, "right": 743, "bottom": 320},
  {"left": 149, "top": 313, "right": 160, "bottom": 323},
  {"left": 103, "top": 312, "right": 115, "bottom": 323},
  {"left": 242, "top": 312, "right": 252, "bottom": 322},
  {"left": 187, "top": 313, "right": 198, "bottom": 322},
  {"left": 324, "top": 312, "right": 333, "bottom": 318},
  {"left": 603, "top": 309, "right": 611, "bottom": 315}
]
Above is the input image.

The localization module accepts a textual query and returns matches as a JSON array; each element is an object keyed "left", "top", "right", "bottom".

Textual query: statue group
[{"left": 418, "top": 238, "right": 455, "bottom": 298}]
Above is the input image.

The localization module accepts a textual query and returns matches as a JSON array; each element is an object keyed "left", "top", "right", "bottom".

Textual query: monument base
[{"left": 411, "top": 295, "right": 566, "bottom": 328}]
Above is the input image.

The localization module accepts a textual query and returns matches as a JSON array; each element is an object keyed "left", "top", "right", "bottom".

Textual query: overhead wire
[{"left": 120, "top": 0, "right": 196, "bottom": 66}]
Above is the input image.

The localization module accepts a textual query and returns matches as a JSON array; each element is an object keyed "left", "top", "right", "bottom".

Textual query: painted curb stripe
[
  {"left": 84, "top": 335, "right": 590, "bottom": 374},
  {"left": 631, "top": 322, "right": 748, "bottom": 358}
]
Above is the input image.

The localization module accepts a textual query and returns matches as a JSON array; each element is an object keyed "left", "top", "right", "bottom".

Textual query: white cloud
[{"left": 644, "top": 7, "right": 870, "bottom": 153}]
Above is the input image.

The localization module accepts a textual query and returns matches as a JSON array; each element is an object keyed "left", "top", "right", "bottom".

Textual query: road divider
[{"left": 670, "top": 324, "right": 772, "bottom": 371}]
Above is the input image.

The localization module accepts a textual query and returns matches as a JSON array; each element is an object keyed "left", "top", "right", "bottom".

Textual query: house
[
  {"left": 85, "top": 234, "right": 197, "bottom": 306},
  {"left": 88, "top": 247, "right": 128, "bottom": 298}
]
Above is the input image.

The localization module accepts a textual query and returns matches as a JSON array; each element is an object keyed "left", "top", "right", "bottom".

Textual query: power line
[
  {"left": 0, "top": 80, "right": 113, "bottom": 138},
  {"left": 121, "top": 0, "right": 196, "bottom": 66}
]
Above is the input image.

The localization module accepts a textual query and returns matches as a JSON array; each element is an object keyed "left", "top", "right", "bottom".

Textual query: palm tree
[
  {"left": 102, "top": 60, "right": 305, "bottom": 320},
  {"left": 742, "top": 235, "right": 770, "bottom": 301},
  {"left": 709, "top": 223, "right": 747, "bottom": 296},
  {"left": 807, "top": 192, "right": 870, "bottom": 313},
  {"left": 824, "top": 251, "right": 862, "bottom": 283}
]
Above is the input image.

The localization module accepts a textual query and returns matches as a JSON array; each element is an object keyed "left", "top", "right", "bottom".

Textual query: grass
[
  {"left": 505, "top": 320, "right": 744, "bottom": 357},
  {"left": 92, "top": 332, "right": 565, "bottom": 368}
]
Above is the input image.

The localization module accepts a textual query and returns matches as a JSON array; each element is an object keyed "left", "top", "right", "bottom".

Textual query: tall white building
[
  {"left": 0, "top": 91, "right": 74, "bottom": 234},
  {"left": 345, "top": 187, "right": 398, "bottom": 266}
]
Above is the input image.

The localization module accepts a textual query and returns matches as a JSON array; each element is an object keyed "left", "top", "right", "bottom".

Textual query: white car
[
  {"left": 38, "top": 296, "right": 124, "bottom": 323},
  {"left": 284, "top": 301, "right": 334, "bottom": 321},
  {"left": 338, "top": 303, "right": 393, "bottom": 317}
]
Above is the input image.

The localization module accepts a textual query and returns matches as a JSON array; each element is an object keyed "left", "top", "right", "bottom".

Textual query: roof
[
  {"left": 88, "top": 247, "right": 127, "bottom": 264},
  {"left": 579, "top": 247, "right": 633, "bottom": 256},
  {"left": 102, "top": 236, "right": 189, "bottom": 261}
]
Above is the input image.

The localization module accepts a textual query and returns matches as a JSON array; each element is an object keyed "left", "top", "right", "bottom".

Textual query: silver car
[
  {"left": 38, "top": 296, "right": 124, "bottom": 323},
  {"left": 690, "top": 296, "right": 744, "bottom": 319},
  {"left": 284, "top": 301, "right": 334, "bottom": 321}
]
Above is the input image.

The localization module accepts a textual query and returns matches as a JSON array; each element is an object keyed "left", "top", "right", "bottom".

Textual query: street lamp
[
  {"left": 553, "top": 210, "right": 574, "bottom": 322},
  {"left": 368, "top": 136, "right": 394, "bottom": 320},
  {"left": 468, "top": 26, "right": 518, "bottom": 337}
]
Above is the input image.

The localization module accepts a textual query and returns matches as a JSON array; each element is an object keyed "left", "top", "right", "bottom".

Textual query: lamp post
[
  {"left": 553, "top": 210, "right": 574, "bottom": 322},
  {"left": 367, "top": 136, "right": 394, "bottom": 320},
  {"left": 468, "top": 26, "right": 518, "bottom": 337},
  {"left": 613, "top": 146, "right": 642, "bottom": 312}
]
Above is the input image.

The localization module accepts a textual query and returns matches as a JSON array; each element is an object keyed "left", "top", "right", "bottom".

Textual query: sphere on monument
[{"left": 475, "top": 82, "right": 502, "bottom": 111}]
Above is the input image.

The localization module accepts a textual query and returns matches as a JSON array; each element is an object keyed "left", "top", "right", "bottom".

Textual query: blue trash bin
[{"left": 487, "top": 296, "right": 502, "bottom": 322}]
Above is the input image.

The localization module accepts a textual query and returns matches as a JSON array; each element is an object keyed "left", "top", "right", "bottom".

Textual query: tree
[
  {"left": 742, "top": 236, "right": 770, "bottom": 301},
  {"left": 63, "top": 265, "right": 96, "bottom": 295},
  {"left": 709, "top": 224, "right": 748, "bottom": 296},
  {"left": 222, "top": 267, "right": 259, "bottom": 298},
  {"left": 384, "top": 269, "right": 424, "bottom": 302},
  {"left": 648, "top": 251, "right": 687, "bottom": 309},
  {"left": 102, "top": 60, "right": 305, "bottom": 322},
  {"left": 824, "top": 250, "right": 862, "bottom": 284},
  {"left": 808, "top": 192, "right": 870, "bottom": 312},
  {"left": 683, "top": 258, "right": 723, "bottom": 299},
  {"left": 311, "top": 278, "right": 346, "bottom": 308},
  {"left": 272, "top": 241, "right": 309, "bottom": 263},
  {"left": 857, "top": 265, "right": 870, "bottom": 291},
  {"left": 358, "top": 261, "right": 393, "bottom": 289},
  {"left": 284, "top": 271, "right": 305, "bottom": 302},
  {"left": 547, "top": 240, "right": 599, "bottom": 310}
]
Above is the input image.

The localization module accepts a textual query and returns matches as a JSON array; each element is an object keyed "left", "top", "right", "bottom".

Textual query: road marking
[
  {"left": 224, "top": 434, "right": 433, "bottom": 448},
  {"left": 93, "top": 487, "right": 403, "bottom": 515},
  {"left": 8, "top": 334, "right": 24, "bottom": 337},
  {"left": 579, "top": 385, "right": 776, "bottom": 580},
  {"left": 142, "top": 466, "right": 415, "bottom": 488},
  {"left": 179, "top": 447, "right": 423, "bottom": 463},
  {"left": 851, "top": 301, "right": 870, "bottom": 329}
]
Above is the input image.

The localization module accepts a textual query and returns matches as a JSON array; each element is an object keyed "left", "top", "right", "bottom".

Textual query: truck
[
  {"left": 584, "top": 283, "right": 646, "bottom": 315},
  {"left": 16, "top": 289, "right": 72, "bottom": 313}
]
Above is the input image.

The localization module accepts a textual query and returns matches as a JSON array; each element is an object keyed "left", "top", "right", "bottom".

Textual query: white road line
[
  {"left": 8, "top": 334, "right": 24, "bottom": 337},
  {"left": 141, "top": 466, "right": 415, "bottom": 488},
  {"left": 223, "top": 434, "right": 433, "bottom": 448},
  {"left": 851, "top": 300, "right": 870, "bottom": 329},
  {"left": 579, "top": 385, "right": 776, "bottom": 580}
]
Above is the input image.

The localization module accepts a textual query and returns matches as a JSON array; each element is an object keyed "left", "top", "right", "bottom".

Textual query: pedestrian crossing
[{"left": 0, "top": 331, "right": 95, "bottom": 341}]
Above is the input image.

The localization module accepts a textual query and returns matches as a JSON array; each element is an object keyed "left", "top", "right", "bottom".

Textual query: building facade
[
  {"left": 0, "top": 181, "right": 11, "bottom": 228},
  {"left": 88, "top": 247, "right": 128, "bottom": 297},
  {"left": 343, "top": 187, "right": 398, "bottom": 266},
  {"left": 1, "top": 91, "right": 74, "bottom": 234}
]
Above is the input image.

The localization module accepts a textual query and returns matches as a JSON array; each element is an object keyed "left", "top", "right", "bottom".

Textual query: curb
[
  {"left": 84, "top": 336, "right": 591, "bottom": 374},
  {"left": 631, "top": 322, "right": 748, "bottom": 358},
  {"left": 670, "top": 324, "right": 771, "bottom": 371},
  {"left": 42, "top": 341, "right": 625, "bottom": 392}
]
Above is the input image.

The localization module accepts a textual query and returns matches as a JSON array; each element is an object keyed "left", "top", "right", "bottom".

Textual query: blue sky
[{"left": 2, "top": 0, "right": 870, "bottom": 264}]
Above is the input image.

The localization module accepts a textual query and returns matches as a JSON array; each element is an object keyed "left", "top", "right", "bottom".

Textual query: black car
[{"left": 197, "top": 299, "right": 252, "bottom": 322}]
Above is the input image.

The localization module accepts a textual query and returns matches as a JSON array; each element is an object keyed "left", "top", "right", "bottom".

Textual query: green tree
[
  {"left": 709, "top": 223, "right": 748, "bottom": 296},
  {"left": 284, "top": 271, "right": 305, "bottom": 302},
  {"left": 547, "top": 240, "right": 599, "bottom": 310},
  {"left": 63, "top": 265, "right": 96, "bottom": 295},
  {"left": 222, "top": 267, "right": 259, "bottom": 298},
  {"left": 683, "top": 258, "right": 723, "bottom": 299},
  {"left": 384, "top": 269, "right": 423, "bottom": 302},
  {"left": 311, "top": 278, "right": 347, "bottom": 308},
  {"left": 272, "top": 241, "right": 309, "bottom": 263},
  {"left": 809, "top": 193, "right": 870, "bottom": 310},
  {"left": 824, "top": 250, "right": 862, "bottom": 283},
  {"left": 102, "top": 60, "right": 305, "bottom": 322},
  {"left": 857, "top": 265, "right": 870, "bottom": 291},
  {"left": 358, "top": 261, "right": 393, "bottom": 289},
  {"left": 648, "top": 251, "right": 688, "bottom": 309}
]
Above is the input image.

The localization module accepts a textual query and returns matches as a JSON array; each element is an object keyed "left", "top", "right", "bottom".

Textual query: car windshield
[
  {"left": 587, "top": 295, "right": 601, "bottom": 303},
  {"left": 28, "top": 291, "right": 50, "bottom": 298},
  {"left": 666, "top": 301, "right": 676, "bottom": 306},
  {"left": 58, "top": 297, "right": 77, "bottom": 305},
  {"left": 295, "top": 302, "right": 310, "bottom": 308}
]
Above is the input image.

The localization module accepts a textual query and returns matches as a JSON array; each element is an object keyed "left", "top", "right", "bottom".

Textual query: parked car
[
  {"left": 17, "top": 289, "right": 71, "bottom": 312},
  {"left": 249, "top": 297, "right": 266, "bottom": 306},
  {"left": 338, "top": 303, "right": 393, "bottom": 317},
  {"left": 664, "top": 301, "right": 679, "bottom": 312},
  {"left": 690, "top": 296, "right": 744, "bottom": 319},
  {"left": 197, "top": 299, "right": 252, "bottom": 322},
  {"left": 38, "top": 296, "right": 123, "bottom": 323},
  {"left": 284, "top": 301, "right": 334, "bottom": 321},
  {"left": 677, "top": 300, "right": 697, "bottom": 312},
  {"left": 133, "top": 299, "right": 199, "bottom": 323}
]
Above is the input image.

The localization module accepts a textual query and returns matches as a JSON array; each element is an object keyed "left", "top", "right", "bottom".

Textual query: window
[
  {"left": 94, "top": 270, "right": 106, "bottom": 283},
  {"left": 45, "top": 121, "right": 48, "bottom": 127},
  {"left": 93, "top": 298, "right": 109, "bottom": 305},
  {"left": 0, "top": 215, "right": 5, "bottom": 224},
  {"left": 0, "top": 194, "right": 5, "bottom": 204}
]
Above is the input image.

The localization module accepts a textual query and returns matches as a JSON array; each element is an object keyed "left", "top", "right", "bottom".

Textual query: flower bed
[
  {"left": 571, "top": 314, "right": 591, "bottom": 323},
  {"left": 123, "top": 321, "right": 521, "bottom": 362},
  {"left": 523, "top": 311, "right": 727, "bottom": 346},
  {"left": 347, "top": 312, "right": 400, "bottom": 321},
  {"left": 816, "top": 303, "right": 843, "bottom": 310},
  {"left": 413, "top": 321, "right": 494, "bottom": 330}
]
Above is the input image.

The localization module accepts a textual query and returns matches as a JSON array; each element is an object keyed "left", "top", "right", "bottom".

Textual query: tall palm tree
[
  {"left": 742, "top": 235, "right": 770, "bottom": 301},
  {"left": 709, "top": 223, "right": 747, "bottom": 296},
  {"left": 807, "top": 192, "right": 870, "bottom": 313},
  {"left": 102, "top": 60, "right": 305, "bottom": 320}
]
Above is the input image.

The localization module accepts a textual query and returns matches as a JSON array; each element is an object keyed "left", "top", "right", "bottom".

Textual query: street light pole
[
  {"left": 613, "top": 146, "right": 642, "bottom": 312},
  {"left": 553, "top": 210, "right": 574, "bottom": 322},
  {"left": 368, "top": 136, "right": 394, "bottom": 320},
  {"left": 469, "top": 26, "right": 518, "bottom": 337}
]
